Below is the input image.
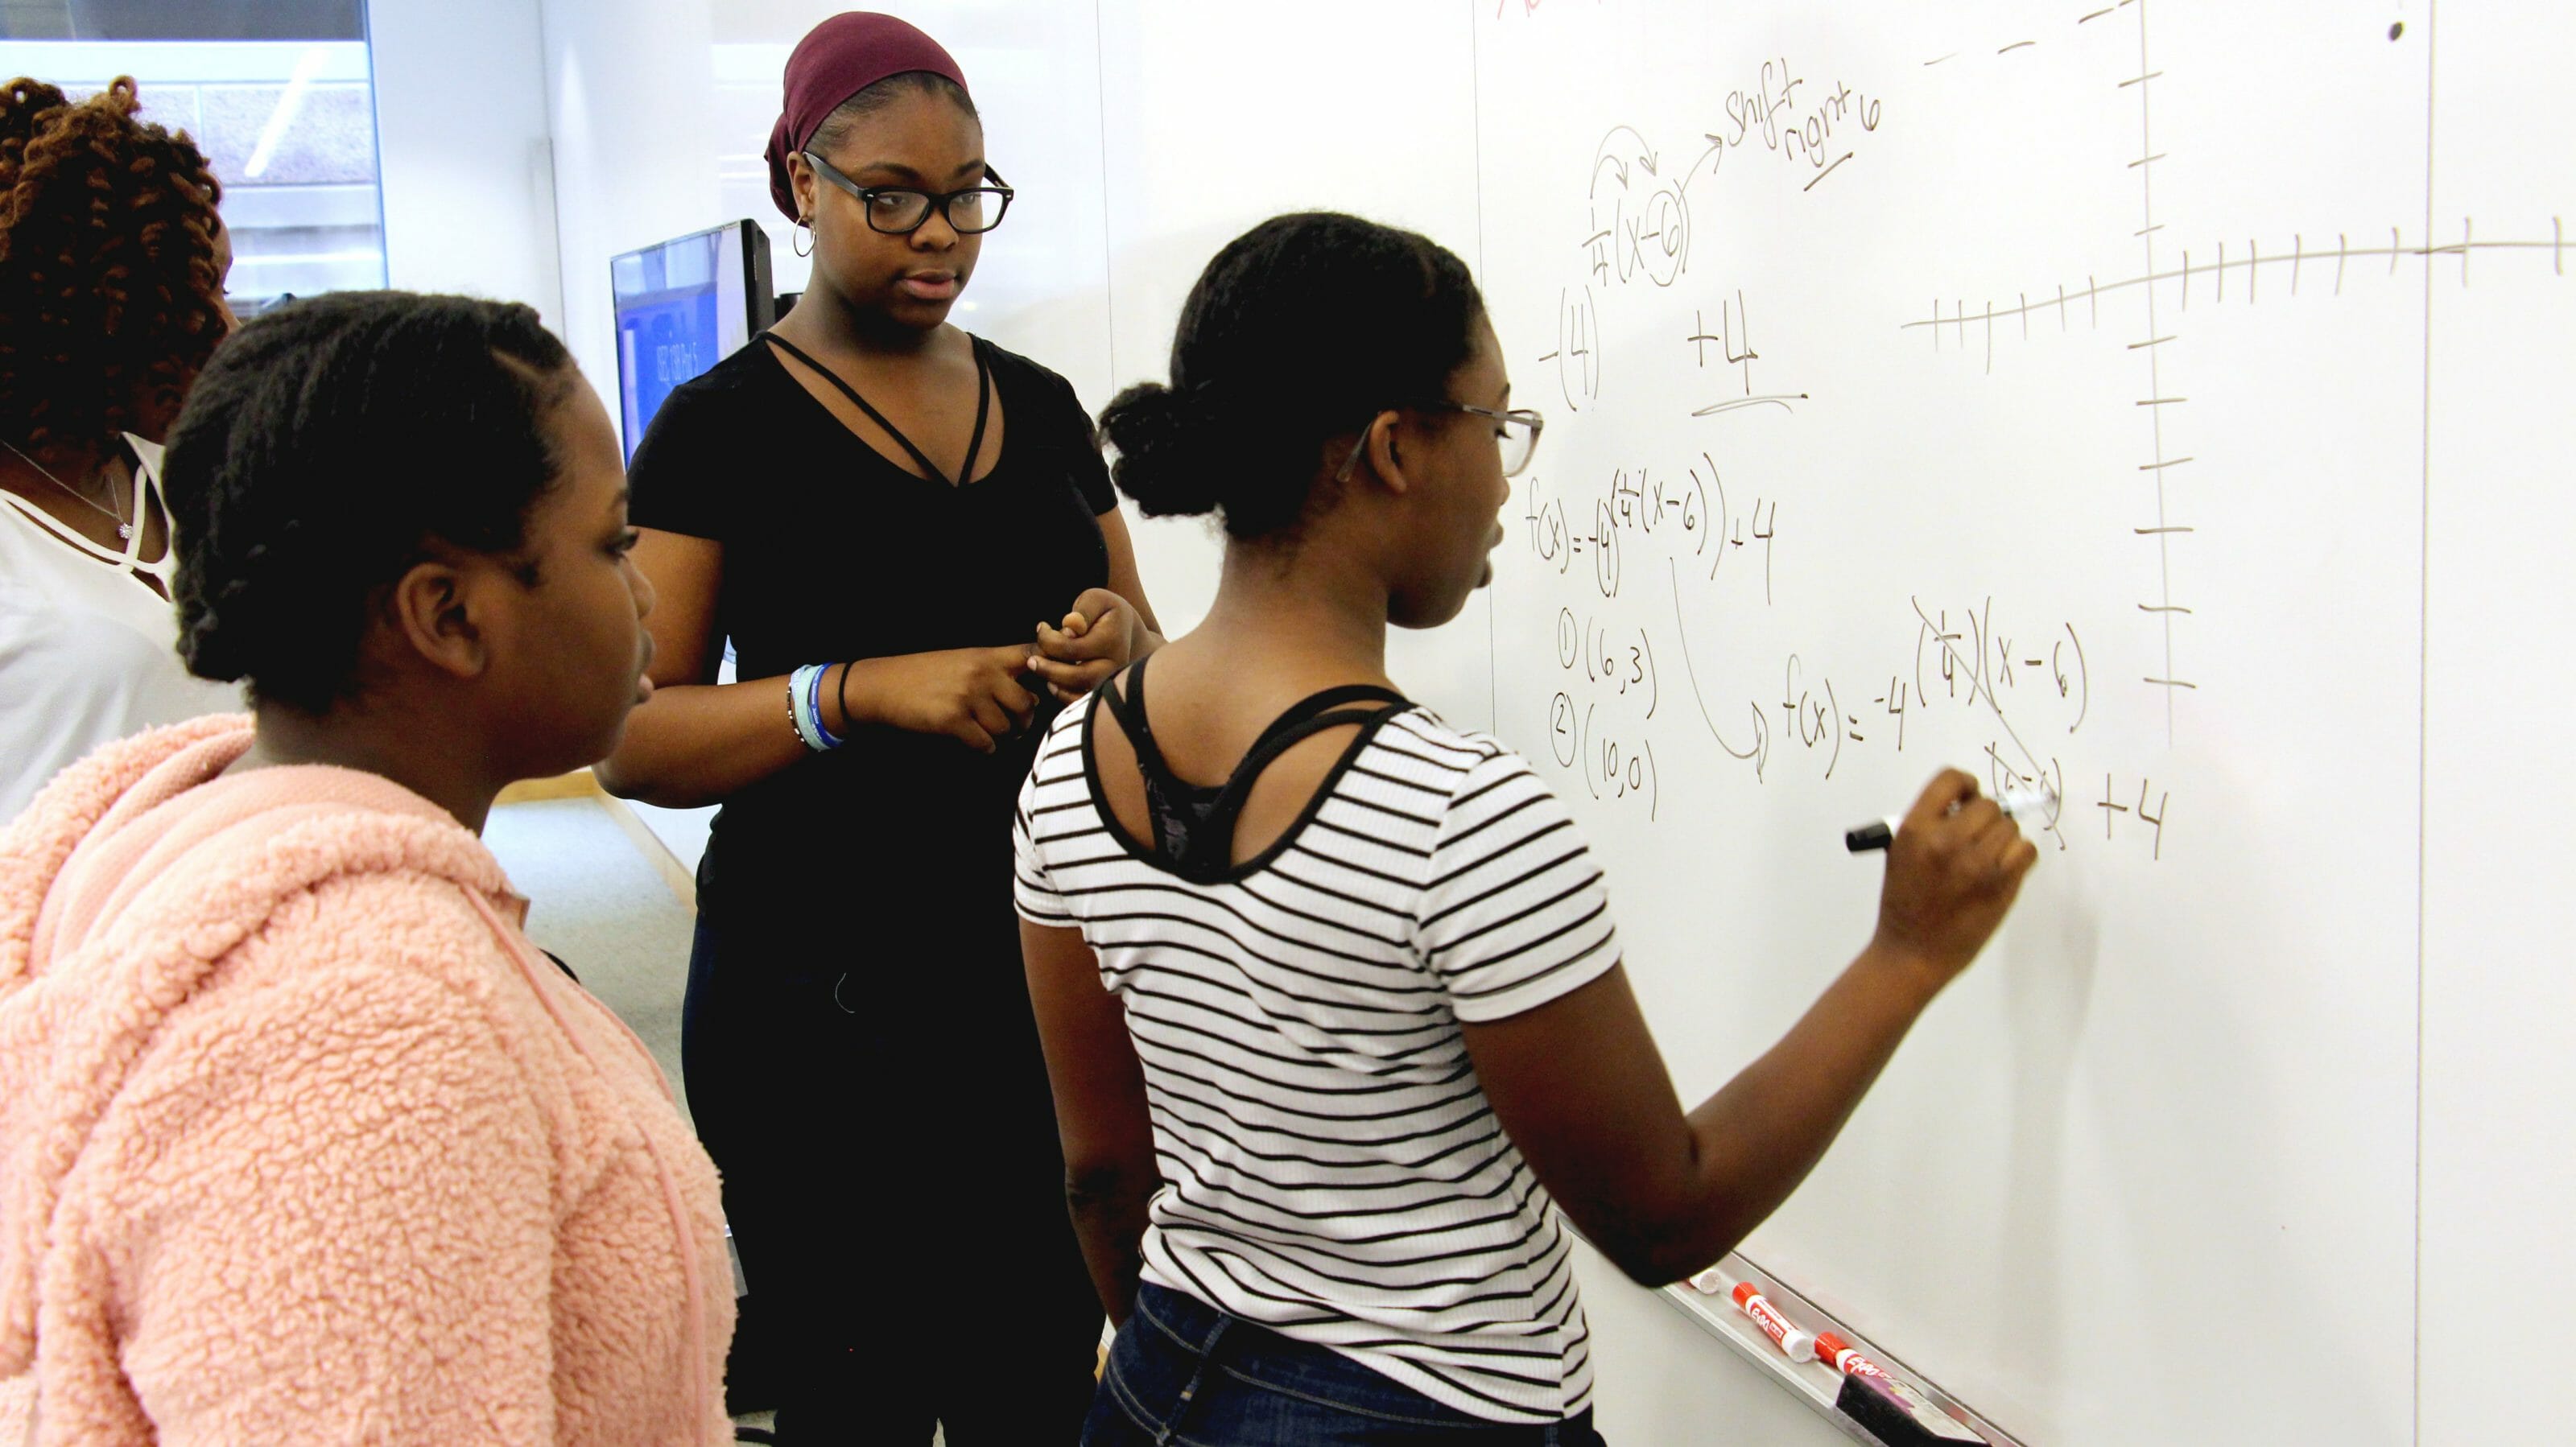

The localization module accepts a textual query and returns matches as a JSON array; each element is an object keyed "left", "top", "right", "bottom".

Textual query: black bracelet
[{"left": 833, "top": 660, "right": 853, "bottom": 735}]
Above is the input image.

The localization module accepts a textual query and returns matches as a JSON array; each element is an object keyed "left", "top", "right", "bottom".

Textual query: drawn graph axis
[
  {"left": 1902, "top": 217, "right": 2566, "bottom": 736},
  {"left": 1907, "top": 0, "right": 2565, "bottom": 745},
  {"left": 2132, "top": 1, "right": 2182, "bottom": 737},
  {"left": 1901, "top": 225, "right": 2565, "bottom": 336}
]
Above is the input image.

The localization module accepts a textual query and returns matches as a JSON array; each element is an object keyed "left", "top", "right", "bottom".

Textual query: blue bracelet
[{"left": 807, "top": 662, "right": 844, "bottom": 749}]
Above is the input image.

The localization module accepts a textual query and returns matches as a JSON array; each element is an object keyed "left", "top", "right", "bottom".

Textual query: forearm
[
  {"left": 1066, "top": 1168, "right": 1155, "bottom": 1326},
  {"left": 597, "top": 673, "right": 817, "bottom": 808},
  {"left": 1655, "top": 944, "right": 1945, "bottom": 1279},
  {"left": 601, "top": 649, "right": 1031, "bottom": 806}
]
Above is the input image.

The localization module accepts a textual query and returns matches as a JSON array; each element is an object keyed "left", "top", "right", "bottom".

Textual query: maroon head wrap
[{"left": 764, "top": 12, "right": 971, "bottom": 221}]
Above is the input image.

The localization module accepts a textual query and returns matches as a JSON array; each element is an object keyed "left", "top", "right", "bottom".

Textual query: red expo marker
[{"left": 1728, "top": 1281, "right": 1817, "bottom": 1362}]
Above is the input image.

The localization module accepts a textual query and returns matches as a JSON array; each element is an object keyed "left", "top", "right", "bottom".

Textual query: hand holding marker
[
  {"left": 1847, "top": 784, "right": 2055, "bottom": 853},
  {"left": 1653, "top": 779, "right": 2033, "bottom": 1442}
]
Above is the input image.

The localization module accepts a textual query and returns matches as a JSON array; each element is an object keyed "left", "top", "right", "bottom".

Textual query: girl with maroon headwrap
[{"left": 601, "top": 13, "right": 1156, "bottom": 1442}]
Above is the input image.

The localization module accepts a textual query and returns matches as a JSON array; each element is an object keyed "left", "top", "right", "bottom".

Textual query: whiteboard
[
  {"left": 1090, "top": 2, "right": 2573, "bottom": 1442},
  {"left": 1463, "top": 2, "right": 2570, "bottom": 1443},
  {"left": 2417, "top": 3, "right": 2576, "bottom": 1437}
]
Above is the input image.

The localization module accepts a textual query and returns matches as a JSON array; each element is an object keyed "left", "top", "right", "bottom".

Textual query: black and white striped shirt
[{"left": 1013, "top": 696, "right": 1622, "bottom": 1424}]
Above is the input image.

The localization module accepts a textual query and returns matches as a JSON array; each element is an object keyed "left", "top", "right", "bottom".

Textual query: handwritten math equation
[
  {"left": 1513, "top": 65, "right": 2174, "bottom": 861},
  {"left": 1542, "top": 80, "right": 1862, "bottom": 418},
  {"left": 1521, "top": 456, "right": 1777, "bottom": 604},
  {"left": 1527, "top": 542, "right": 2150, "bottom": 856},
  {"left": 1570, "top": 63, "right": 1883, "bottom": 299}
]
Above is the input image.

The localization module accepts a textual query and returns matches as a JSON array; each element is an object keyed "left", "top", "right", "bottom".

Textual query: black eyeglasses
[
  {"left": 1335, "top": 402, "right": 1546, "bottom": 482},
  {"left": 800, "top": 150, "right": 1014, "bottom": 236}
]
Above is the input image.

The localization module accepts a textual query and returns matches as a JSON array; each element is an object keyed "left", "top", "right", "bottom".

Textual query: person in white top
[{"left": 0, "top": 76, "right": 240, "bottom": 819}]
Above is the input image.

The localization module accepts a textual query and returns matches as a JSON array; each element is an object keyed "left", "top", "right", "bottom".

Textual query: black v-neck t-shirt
[{"left": 626, "top": 334, "right": 1113, "bottom": 924}]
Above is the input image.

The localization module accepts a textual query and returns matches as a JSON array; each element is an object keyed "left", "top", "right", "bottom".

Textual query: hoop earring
[{"left": 792, "top": 217, "right": 815, "bottom": 258}]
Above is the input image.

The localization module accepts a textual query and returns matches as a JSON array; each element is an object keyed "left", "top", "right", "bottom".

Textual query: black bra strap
[
  {"left": 1096, "top": 657, "right": 1188, "bottom": 855},
  {"left": 1102, "top": 656, "right": 1410, "bottom": 876},
  {"left": 761, "top": 330, "right": 993, "bottom": 487},
  {"left": 1195, "top": 700, "right": 1395, "bottom": 827}
]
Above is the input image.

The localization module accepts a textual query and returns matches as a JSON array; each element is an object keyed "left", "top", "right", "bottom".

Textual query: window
[{"left": 2, "top": 0, "right": 389, "bottom": 311}]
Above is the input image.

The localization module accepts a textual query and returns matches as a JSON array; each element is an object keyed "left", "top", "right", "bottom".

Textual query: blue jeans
[{"left": 1084, "top": 1284, "right": 1608, "bottom": 1445}]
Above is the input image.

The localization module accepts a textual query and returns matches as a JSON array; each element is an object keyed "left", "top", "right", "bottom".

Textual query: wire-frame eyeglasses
[{"left": 1335, "top": 402, "right": 1546, "bottom": 483}]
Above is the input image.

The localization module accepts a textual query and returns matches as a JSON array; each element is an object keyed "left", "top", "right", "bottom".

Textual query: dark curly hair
[
  {"left": 1096, "top": 212, "right": 1485, "bottom": 540},
  {"left": 163, "top": 291, "right": 576, "bottom": 715},
  {"left": 0, "top": 76, "right": 229, "bottom": 454}
]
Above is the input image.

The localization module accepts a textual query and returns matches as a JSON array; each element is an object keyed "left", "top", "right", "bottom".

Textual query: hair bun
[{"left": 1098, "top": 380, "right": 1232, "bottom": 519}]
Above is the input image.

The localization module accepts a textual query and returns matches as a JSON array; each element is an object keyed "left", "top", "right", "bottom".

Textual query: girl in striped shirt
[{"left": 1016, "top": 212, "right": 2038, "bottom": 1445}]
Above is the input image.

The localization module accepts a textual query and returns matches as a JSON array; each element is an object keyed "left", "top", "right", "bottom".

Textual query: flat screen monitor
[{"left": 609, "top": 219, "right": 774, "bottom": 460}]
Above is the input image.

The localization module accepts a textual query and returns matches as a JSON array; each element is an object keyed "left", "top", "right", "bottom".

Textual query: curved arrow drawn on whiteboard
[
  {"left": 1668, "top": 557, "right": 1769, "bottom": 778},
  {"left": 1587, "top": 151, "right": 1627, "bottom": 198},
  {"left": 1681, "top": 134, "right": 1726, "bottom": 196},
  {"left": 1589, "top": 123, "right": 1661, "bottom": 196}
]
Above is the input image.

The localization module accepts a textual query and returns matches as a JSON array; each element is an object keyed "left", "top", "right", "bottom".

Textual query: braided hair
[
  {"left": 164, "top": 291, "right": 576, "bottom": 715},
  {"left": 0, "top": 76, "right": 229, "bottom": 453}
]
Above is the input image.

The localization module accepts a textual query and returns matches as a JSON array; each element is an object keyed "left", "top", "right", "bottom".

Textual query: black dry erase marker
[
  {"left": 1844, "top": 817, "right": 1906, "bottom": 852},
  {"left": 1845, "top": 790, "right": 2053, "bottom": 854}
]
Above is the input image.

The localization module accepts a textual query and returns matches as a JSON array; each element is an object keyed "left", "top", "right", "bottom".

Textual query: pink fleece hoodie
[{"left": 0, "top": 719, "right": 735, "bottom": 1445}]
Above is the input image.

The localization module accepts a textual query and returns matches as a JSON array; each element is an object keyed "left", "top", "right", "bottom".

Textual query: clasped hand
[
  {"left": 855, "top": 589, "right": 1149, "bottom": 753},
  {"left": 1027, "top": 587, "right": 1149, "bottom": 705}
]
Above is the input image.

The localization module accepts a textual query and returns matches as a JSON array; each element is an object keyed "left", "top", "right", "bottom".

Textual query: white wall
[
  {"left": 534, "top": 0, "right": 722, "bottom": 417},
  {"left": 366, "top": 0, "right": 564, "bottom": 333}
]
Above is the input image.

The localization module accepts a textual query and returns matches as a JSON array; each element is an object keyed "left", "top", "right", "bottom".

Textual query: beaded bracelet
[{"left": 786, "top": 666, "right": 823, "bottom": 750}]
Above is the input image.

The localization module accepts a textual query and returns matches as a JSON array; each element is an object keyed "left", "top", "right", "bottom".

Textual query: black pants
[{"left": 683, "top": 909, "right": 1103, "bottom": 1444}]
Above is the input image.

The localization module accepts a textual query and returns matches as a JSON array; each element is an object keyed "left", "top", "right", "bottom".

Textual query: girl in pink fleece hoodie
[{"left": 0, "top": 291, "right": 734, "bottom": 1445}]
